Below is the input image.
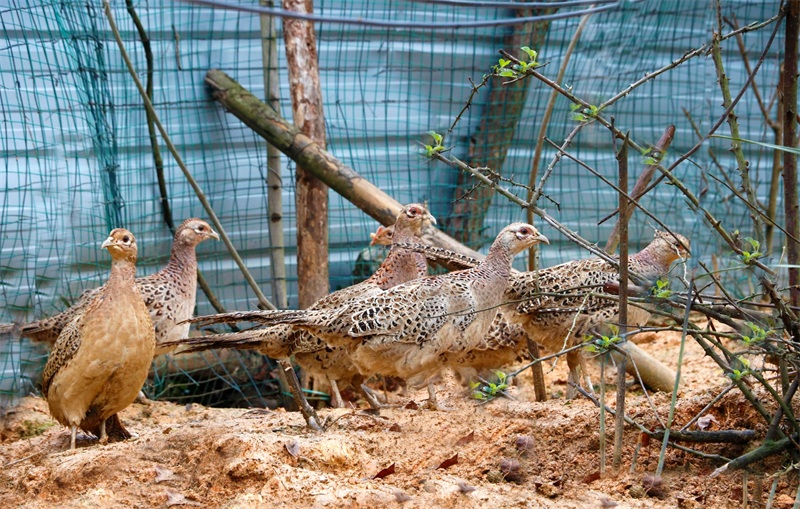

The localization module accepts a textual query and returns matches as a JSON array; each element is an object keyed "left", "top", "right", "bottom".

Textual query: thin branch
[{"left": 103, "top": 1, "right": 276, "bottom": 311}]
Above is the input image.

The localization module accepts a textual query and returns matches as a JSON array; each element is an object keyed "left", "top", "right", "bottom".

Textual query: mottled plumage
[
  {"left": 42, "top": 229, "right": 155, "bottom": 449},
  {"left": 393, "top": 230, "right": 690, "bottom": 396},
  {"left": 169, "top": 204, "right": 436, "bottom": 407},
  {"left": 507, "top": 230, "right": 689, "bottom": 395},
  {"left": 191, "top": 223, "right": 548, "bottom": 409}
]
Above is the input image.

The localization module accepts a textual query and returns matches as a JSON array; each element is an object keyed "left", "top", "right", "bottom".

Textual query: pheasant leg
[
  {"left": 360, "top": 384, "right": 383, "bottom": 410},
  {"left": 425, "top": 383, "right": 452, "bottom": 411},
  {"left": 70, "top": 425, "right": 78, "bottom": 450},
  {"left": 99, "top": 418, "right": 108, "bottom": 444},
  {"left": 566, "top": 349, "right": 594, "bottom": 399},
  {"left": 329, "top": 379, "right": 344, "bottom": 408}
]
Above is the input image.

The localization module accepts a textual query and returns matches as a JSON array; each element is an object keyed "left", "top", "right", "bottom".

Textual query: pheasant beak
[
  {"left": 101, "top": 236, "right": 115, "bottom": 249},
  {"left": 535, "top": 233, "right": 549, "bottom": 245},
  {"left": 425, "top": 213, "right": 437, "bottom": 226},
  {"left": 370, "top": 227, "right": 385, "bottom": 246},
  {"left": 209, "top": 229, "right": 220, "bottom": 241}
]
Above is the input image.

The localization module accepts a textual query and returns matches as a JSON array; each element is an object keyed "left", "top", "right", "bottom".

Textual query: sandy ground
[{"left": 1, "top": 329, "right": 796, "bottom": 509}]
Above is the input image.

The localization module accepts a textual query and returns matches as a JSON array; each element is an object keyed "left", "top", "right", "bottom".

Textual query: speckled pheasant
[
  {"left": 368, "top": 225, "right": 531, "bottom": 382},
  {"left": 42, "top": 229, "right": 155, "bottom": 449},
  {"left": 169, "top": 204, "right": 436, "bottom": 408},
  {"left": 392, "top": 230, "right": 690, "bottom": 396},
  {"left": 190, "top": 223, "right": 548, "bottom": 409},
  {"left": 19, "top": 218, "right": 218, "bottom": 355}
]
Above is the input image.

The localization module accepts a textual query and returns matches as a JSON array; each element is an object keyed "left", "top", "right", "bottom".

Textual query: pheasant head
[
  {"left": 392, "top": 203, "right": 436, "bottom": 243},
  {"left": 500, "top": 223, "right": 549, "bottom": 255},
  {"left": 648, "top": 230, "right": 690, "bottom": 267},
  {"left": 370, "top": 225, "right": 393, "bottom": 246},
  {"left": 101, "top": 228, "right": 138, "bottom": 264},
  {"left": 175, "top": 218, "right": 220, "bottom": 246}
]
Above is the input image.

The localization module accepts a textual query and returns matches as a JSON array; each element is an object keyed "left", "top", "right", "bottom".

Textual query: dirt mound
[{"left": 0, "top": 330, "right": 794, "bottom": 508}]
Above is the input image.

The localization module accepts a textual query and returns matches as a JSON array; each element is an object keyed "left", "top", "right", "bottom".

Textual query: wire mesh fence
[{"left": 0, "top": 0, "right": 787, "bottom": 410}]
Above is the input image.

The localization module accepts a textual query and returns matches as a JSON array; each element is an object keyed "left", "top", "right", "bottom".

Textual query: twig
[
  {"left": 599, "top": 356, "right": 607, "bottom": 475},
  {"left": 656, "top": 273, "right": 694, "bottom": 477},
  {"left": 710, "top": 434, "right": 799, "bottom": 478},
  {"left": 650, "top": 429, "right": 757, "bottom": 444},
  {"left": 124, "top": 0, "right": 229, "bottom": 316},
  {"left": 680, "top": 383, "right": 736, "bottom": 432},
  {"left": 612, "top": 137, "right": 629, "bottom": 471},
  {"left": 277, "top": 359, "right": 323, "bottom": 431},
  {"left": 596, "top": 12, "right": 784, "bottom": 111},
  {"left": 2, "top": 451, "right": 45, "bottom": 469},
  {"left": 712, "top": 0, "right": 765, "bottom": 243},
  {"left": 102, "top": 1, "right": 276, "bottom": 311},
  {"left": 573, "top": 383, "right": 731, "bottom": 463}
]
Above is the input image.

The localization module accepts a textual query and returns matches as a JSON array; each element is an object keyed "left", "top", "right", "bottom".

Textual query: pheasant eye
[
  {"left": 197, "top": 225, "right": 205, "bottom": 231},
  {"left": 519, "top": 227, "right": 530, "bottom": 235},
  {"left": 122, "top": 236, "right": 130, "bottom": 243}
]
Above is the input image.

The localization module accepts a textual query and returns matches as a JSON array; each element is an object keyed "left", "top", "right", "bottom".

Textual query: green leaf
[
  {"left": 498, "top": 59, "right": 510, "bottom": 68},
  {"left": 427, "top": 131, "right": 443, "bottom": 144},
  {"left": 711, "top": 134, "right": 800, "bottom": 155},
  {"left": 521, "top": 46, "right": 536, "bottom": 59}
]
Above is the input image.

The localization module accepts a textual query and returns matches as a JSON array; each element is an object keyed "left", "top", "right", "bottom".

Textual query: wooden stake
[{"left": 282, "top": 0, "right": 329, "bottom": 309}]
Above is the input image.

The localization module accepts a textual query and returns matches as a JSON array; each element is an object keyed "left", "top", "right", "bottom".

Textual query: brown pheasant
[
  {"left": 191, "top": 223, "right": 548, "bottom": 409},
  {"left": 391, "top": 230, "right": 689, "bottom": 397},
  {"left": 369, "top": 227, "right": 531, "bottom": 383},
  {"left": 42, "top": 229, "right": 155, "bottom": 449},
  {"left": 169, "top": 204, "right": 436, "bottom": 408},
  {"left": 20, "top": 219, "right": 217, "bottom": 439}
]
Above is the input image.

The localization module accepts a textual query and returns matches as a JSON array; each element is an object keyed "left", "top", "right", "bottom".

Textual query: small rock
[
  {"left": 422, "top": 480, "right": 437, "bottom": 493},
  {"left": 486, "top": 470, "right": 504, "bottom": 484},
  {"left": 642, "top": 474, "right": 665, "bottom": 497},
  {"left": 165, "top": 489, "right": 201, "bottom": 507},
  {"left": 537, "top": 483, "right": 560, "bottom": 498},
  {"left": 458, "top": 481, "right": 476, "bottom": 494},
  {"left": 629, "top": 485, "right": 646, "bottom": 499},
  {"left": 775, "top": 494, "right": 795, "bottom": 509},
  {"left": 394, "top": 490, "right": 411, "bottom": 502},
  {"left": 154, "top": 465, "right": 179, "bottom": 483},
  {"left": 599, "top": 495, "right": 618, "bottom": 507},
  {"left": 499, "top": 458, "right": 523, "bottom": 483},
  {"left": 515, "top": 435, "right": 535, "bottom": 456}
]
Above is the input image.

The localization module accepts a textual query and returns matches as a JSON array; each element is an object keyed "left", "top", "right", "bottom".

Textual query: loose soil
[{"left": 1, "top": 329, "right": 796, "bottom": 508}]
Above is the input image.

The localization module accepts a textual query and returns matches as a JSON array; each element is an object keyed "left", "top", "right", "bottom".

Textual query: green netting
[{"left": 0, "top": 0, "right": 788, "bottom": 410}]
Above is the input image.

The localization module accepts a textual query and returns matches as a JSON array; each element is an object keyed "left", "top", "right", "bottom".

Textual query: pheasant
[
  {"left": 168, "top": 204, "right": 436, "bottom": 408},
  {"left": 509, "top": 230, "right": 689, "bottom": 396},
  {"left": 18, "top": 218, "right": 218, "bottom": 354},
  {"left": 369, "top": 226, "right": 531, "bottom": 383},
  {"left": 42, "top": 229, "right": 155, "bottom": 449},
  {"left": 19, "top": 218, "right": 217, "bottom": 439},
  {"left": 391, "top": 230, "right": 689, "bottom": 397},
  {"left": 190, "top": 223, "right": 548, "bottom": 409}
]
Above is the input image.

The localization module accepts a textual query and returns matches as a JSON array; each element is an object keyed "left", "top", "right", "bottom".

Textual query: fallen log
[{"left": 205, "top": 69, "right": 482, "bottom": 261}]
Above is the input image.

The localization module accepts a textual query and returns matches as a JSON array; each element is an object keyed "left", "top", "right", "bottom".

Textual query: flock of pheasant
[{"left": 1, "top": 205, "right": 689, "bottom": 449}]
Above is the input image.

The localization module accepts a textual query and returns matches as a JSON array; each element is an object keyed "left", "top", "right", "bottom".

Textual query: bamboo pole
[
  {"left": 259, "top": 0, "right": 289, "bottom": 310},
  {"left": 783, "top": 0, "right": 800, "bottom": 310}
]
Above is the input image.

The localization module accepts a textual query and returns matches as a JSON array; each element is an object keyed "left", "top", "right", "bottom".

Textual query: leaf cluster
[{"left": 470, "top": 370, "right": 510, "bottom": 402}]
